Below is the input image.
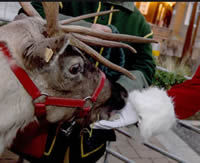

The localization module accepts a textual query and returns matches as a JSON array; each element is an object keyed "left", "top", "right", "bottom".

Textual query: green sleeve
[
  {"left": 112, "top": 7, "right": 156, "bottom": 86},
  {"left": 98, "top": 6, "right": 155, "bottom": 92},
  {"left": 95, "top": 6, "right": 156, "bottom": 91},
  {"left": 116, "top": 70, "right": 149, "bottom": 92}
]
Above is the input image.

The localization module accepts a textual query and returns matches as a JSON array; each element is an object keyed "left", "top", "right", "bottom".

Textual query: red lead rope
[{"left": 0, "top": 42, "right": 106, "bottom": 118}]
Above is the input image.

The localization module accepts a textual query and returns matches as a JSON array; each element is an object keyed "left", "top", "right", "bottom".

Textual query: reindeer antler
[
  {"left": 19, "top": 2, "right": 41, "bottom": 18},
  {"left": 61, "top": 25, "right": 157, "bottom": 44},
  {"left": 72, "top": 33, "right": 137, "bottom": 53},
  {"left": 60, "top": 9, "right": 120, "bottom": 25},
  {"left": 41, "top": 2, "right": 61, "bottom": 37},
  {"left": 68, "top": 34, "right": 136, "bottom": 80},
  {"left": 19, "top": 2, "right": 159, "bottom": 80}
]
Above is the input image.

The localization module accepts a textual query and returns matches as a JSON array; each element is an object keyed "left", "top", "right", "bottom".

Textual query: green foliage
[
  {"left": 0, "top": 21, "right": 8, "bottom": 26},
  {"left": 152, "top": 69, "right": 186, "bottom": 90}
]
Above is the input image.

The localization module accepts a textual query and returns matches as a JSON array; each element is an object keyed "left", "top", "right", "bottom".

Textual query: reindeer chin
[{"left": 46, "top": 106, "right": 76, "bottom": 123}]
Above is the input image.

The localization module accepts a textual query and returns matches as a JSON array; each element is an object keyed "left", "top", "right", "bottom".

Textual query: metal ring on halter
[
  {"left": 32, "top": 92, "right": 48, "bottom": 103},
  {"left": 84, "top": 96, "right": 92, "bottom": 101},
  {"left": 83, "top": 96, "right": 93, "bottom": 110}
]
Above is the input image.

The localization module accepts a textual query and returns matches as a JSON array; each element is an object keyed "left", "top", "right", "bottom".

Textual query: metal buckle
[{"left": 60, "top": 121, "right": 76, "bottom": 137}]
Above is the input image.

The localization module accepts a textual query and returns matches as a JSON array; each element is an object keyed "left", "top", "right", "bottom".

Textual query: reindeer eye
[{"left": 69, "top": 63, "right": 81, "bottom": 75}]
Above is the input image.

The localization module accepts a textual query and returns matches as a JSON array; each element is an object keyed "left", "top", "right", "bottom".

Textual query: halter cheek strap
[{"left": 0, "top": 42, "right": 106, "bottom": 118}]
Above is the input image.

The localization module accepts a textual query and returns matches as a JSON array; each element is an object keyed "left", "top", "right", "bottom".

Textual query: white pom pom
[{"left": 129, "top": 87, "right": 176, "bottom": 141}]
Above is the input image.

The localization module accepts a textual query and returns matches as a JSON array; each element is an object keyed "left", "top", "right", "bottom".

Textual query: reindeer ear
[
  {"left": 23, "top": 34, "right": 69, "bottom": 70},
  {"left": 14, "top": 13, "right": 28, "bottom": 21}
]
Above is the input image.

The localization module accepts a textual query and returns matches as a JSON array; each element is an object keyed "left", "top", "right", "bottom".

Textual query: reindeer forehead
[
  {"left": 58, "top": 45, "right": 84, "bottom": 59},
  {"left": 61, "top": 55, "right": 83, "bottom": 65}
]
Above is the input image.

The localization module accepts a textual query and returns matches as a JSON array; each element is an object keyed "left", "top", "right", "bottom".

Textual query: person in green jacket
[{"left": 17, "top": 2, "right": 156, "bottom": 163}]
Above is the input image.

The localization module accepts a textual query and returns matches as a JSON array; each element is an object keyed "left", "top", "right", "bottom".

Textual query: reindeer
[{"left": 0, "top": 2, "right": 158, "bottom": 155}]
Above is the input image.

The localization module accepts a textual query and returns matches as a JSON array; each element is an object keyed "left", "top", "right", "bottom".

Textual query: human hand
[
  {"left": 91, "top": 24, "right": 112, "bottom": 33},
  {"left": 91, "top": 101, "right": 139, "bottom": 129},
  {"left": 92, "top": 87, "right": 176, "bottom": 141}
]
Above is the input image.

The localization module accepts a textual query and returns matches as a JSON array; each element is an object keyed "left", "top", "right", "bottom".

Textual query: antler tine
[
  {"left": 61, "top": 25, "right": 158, "bottom": 44},
  {"left": 72, "top": 33, "right": 137, "bottom": 53},
  {"left": 68, "top": 34, "right": 136, "bottom": 80},
  {"left": 19, "top": 2, "right": 42, "bottom": 18},
  {"left": 60, "top": 9, "right": 120, "bottom": 25},
  {"left": 41, "top": 2, "right": 61, "bottom": 37}
]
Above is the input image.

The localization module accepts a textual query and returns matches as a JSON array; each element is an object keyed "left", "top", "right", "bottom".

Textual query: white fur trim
[{"left": 129, "top": 87, "right": 176, "bottom": 141}]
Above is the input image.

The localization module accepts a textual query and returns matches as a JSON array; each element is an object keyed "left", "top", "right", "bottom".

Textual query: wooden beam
[
  {"left": 181, "top": 2, "right": 198, "bottom": 60},
  {"left": 190, "top": 6, "right": 200, "bottom": 55}
]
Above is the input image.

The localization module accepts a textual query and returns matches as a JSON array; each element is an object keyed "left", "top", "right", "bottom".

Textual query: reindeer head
[
  {"left": 19, "top": 2, "right": 158, "bottom": 126},
  {"left": 40, "top": 45, "right": 128, "bottom": 126}
]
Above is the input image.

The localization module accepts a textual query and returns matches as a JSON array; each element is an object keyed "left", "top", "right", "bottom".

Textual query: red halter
[{"left": 0, "top": 42, "right": 106, "bottom": 118}]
